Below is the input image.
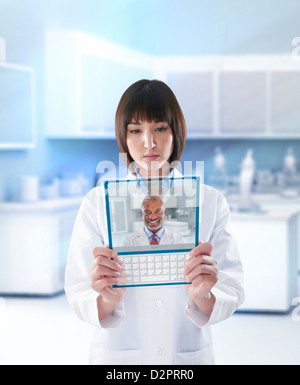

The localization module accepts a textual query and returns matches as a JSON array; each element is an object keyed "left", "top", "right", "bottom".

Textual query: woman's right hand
[{"left": 90, "top": 246, "right": 126, "bottom": 320}]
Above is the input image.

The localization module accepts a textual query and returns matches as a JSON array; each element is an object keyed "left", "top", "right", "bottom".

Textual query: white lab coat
[
  {"left": 65, "top": 169, "right": 244, "bottom": 365},
  {"left": 122, "top": 226, "right": 184, "bottom": 246}
]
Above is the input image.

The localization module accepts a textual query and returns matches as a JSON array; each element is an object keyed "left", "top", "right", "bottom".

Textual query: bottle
[
  {"left": 212, "top": 147, "right": 228, "bottom": 194},
  {"left": 239, "top": 149, "right": 255, "bottom": 211},
  {"left": 282, "top": 147, "right": 298, "bottom": 197}
]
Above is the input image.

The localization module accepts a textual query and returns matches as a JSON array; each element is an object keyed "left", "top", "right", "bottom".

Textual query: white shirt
[
  {"left": 122, "top": 226, "right": 185, "bottom": 247},
  {"left": 144, "top": 225, "right": 165, "bottom": 244},
  {"left": 65, "top": 170, "right": 244, "bottom": 365}
]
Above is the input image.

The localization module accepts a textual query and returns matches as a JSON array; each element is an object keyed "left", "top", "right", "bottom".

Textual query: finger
[
  {"left": 94, "top": 255, "right": 122, "bottom": 272},
  {"left": 93, "top": 246, "right": 117, "bottom": 259},
  {"left": 116, "top": 273, "right": 128, "bottom": 286},
  {"left": 91, "top": 277, "right": 120, "bottom": 292},
  {"left": 185, "top": 264, "right": 210, "bottom": 282},
  {"left": 186, "top": 263, "right": 218, "bottom": 283},
  {"left": 183, "top": 255, "right": 214, "bottom": 277},
  {"left": 189, "top": 242, "right": 212, "bottom": 258},
  {"left": 92, "top": 264, "right": 121, "bottom": 278},
  {"left": 105, "top": 245, "right": 123, "bottom": 266}
]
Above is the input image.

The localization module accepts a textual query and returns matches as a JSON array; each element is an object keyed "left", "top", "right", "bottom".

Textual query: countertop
[
  {"left": 227, "top": 193, "right": 300, "bottom": 221},
  {"left": 0, "top": 196, "right": 84, "bottom": 213},
  {"left": 227, "top": 192, "right": 300, "bottom": 205},
  {"left": 1, "top": 192, "right": 300, "bottom": 218},
  {"left": 230, "top": 207, "right": 300, "bottom": 221}
]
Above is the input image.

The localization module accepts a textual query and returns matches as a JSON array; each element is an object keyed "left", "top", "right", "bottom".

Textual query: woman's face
[{"left": 126, "top": 120, "right": 174, "bottom": 177}]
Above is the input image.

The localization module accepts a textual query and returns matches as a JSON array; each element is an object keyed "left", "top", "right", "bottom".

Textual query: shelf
[
  {"left": 47, "top": 133, "right": 116, "bottom": 140},
  {"left": 46, "top": 132, "right": 300, "bottom": 140},
  {"left": 186, "top": 133, "right": 300, "bottom": 140}
]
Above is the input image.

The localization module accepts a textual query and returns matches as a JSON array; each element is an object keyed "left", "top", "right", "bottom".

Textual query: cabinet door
[
  {"left": 45, "top": 31, "right": 153, "bottom": 138},
  {"left": 219, "top": 71, "right": 267, "bottom": 134},
  {"left": 0, "top": 63, "right": 35, "bottom": 149},
  {"left": 166, "top": 72, "right": 214, "bottom": 135},
  {"left": 81, "top": 55, "right": 152, "bottom": 135},
  {"left": 271, "top": 70, "right": 300, "bottom": 134},
  {"left": 230, "top": 218, "right": 291, "bottom": 311}
]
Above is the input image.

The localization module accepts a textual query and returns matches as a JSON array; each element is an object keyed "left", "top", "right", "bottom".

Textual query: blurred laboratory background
[{"left": 1, "top": 0, "right": 300, "bottom": 365}]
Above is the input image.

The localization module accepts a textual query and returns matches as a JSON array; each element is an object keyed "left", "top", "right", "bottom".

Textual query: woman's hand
[
  {"left": 183, "top": 242, "right": 218, "bottom": 317},
  {"left": 90, "top": 246, "right": 126, "bottom": 320}
]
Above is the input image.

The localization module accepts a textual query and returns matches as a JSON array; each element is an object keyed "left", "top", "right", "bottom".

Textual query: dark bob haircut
[{"left": 115, "top": 79, "right": 187, "bottom": 168}]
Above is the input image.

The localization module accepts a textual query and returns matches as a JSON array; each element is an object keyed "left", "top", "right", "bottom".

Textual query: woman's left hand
[{"left": 183, "top": 242, "right": 219, "bottom": 317}]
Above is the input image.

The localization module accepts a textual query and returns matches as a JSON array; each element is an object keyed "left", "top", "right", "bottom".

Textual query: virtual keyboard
[{"left": 117, "top": 253, "right": 188, "bottom": 285}]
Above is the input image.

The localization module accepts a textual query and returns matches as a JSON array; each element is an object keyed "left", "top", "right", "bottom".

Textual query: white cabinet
[
  {"left": 230, "top": 208, "right": 299, "bottom": 312},
  {"left": 271, "top": 70, "right": 300, "bottom": 134},
  {"left": 159, "top": 55, "right": 300, "bottom": 138},
  {"left": 0, "top": 62, "right": 36, "bottom": 149},
  {"left": 80, "top": 56, "right": 148, "bottom": 135},
  {"left": 45, "top": 37, "right": 300, "bottom": 139},
  {"left": 219, "top": 70, "right": 267, "bottom": 134},
  {"left": 0, "top": 198, "right": 82, "bottom": 295},
  {"left": 167, "top": 71, "right": 214, "bottom": 135},
  {"left": 45, "top": 31, "right": 153, "bottom": 138}
]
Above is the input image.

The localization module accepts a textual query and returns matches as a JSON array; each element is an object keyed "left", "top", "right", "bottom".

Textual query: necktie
[{"left": 151, "top": 234, "right": 159, "bottom": 245}]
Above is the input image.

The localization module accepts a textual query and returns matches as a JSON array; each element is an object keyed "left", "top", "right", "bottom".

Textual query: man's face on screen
[{"left": 141, "top": 198, "right": 166, "bottom": 233}]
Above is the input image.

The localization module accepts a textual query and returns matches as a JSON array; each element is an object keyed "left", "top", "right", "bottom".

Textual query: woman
[{"left": 65, "top": 79, "right": 244, "bottom": 365}]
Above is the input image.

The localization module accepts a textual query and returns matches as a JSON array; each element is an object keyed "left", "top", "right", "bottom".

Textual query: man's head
[{"left": 141, "top": 195, "right": 166, "bottom": 233}]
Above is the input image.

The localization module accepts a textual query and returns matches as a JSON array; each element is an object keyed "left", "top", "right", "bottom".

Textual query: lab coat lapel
[
  {"left": 135, "top": 227, "right": 149, "bottom": 246},
  {"left": 159, "top": 227, "right": 172, "bottom": 245}
]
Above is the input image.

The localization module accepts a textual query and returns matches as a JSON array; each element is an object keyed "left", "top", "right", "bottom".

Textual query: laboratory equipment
[
  {"left": 238, "top": 149, "right": 255, "bottom": 211},
  {"left": 282, "top": 147, "right": 298, "bottom": 198},
  {"left": 212, "top": 147, "right": 228, "bottom": 194}
]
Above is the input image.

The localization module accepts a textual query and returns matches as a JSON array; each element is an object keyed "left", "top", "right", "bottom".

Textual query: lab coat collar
[
  {"left": 125, "top": 168, "right": 183, "bottom": 179},
  {"left": 125, "top": 168, "right": 182, "bottom": 194},
  {"left": 132, "top": 226, "right": 177, "bottom": 246}
]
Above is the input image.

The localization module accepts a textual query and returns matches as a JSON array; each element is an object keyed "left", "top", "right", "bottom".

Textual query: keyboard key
[{"left": 141, "top": 275, "right": 169, "bottom": 282}]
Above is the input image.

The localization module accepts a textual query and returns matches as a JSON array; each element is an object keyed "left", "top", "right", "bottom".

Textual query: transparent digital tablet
[{"left": 104, "top": 176, "right": 200, "bottom": 288}]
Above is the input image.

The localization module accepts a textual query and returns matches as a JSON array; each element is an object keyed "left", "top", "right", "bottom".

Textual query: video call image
[{"left": 105, "top": 177, "right": 200, "bottom": 250}]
